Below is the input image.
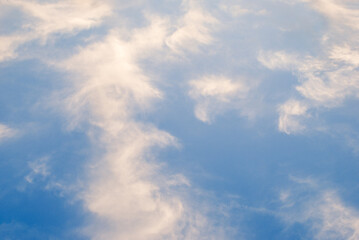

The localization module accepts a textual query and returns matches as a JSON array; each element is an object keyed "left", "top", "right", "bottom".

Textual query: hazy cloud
[
  {"left": 259, "top": 0, "right": 359, "bottom": 136},
  {"left": 279, "top": 178, "right": 359, "bottom": 240},
  {"left": 2, "top": 0, "right": 359, "bottom": 239},
  {"left": 166, "top": 0, "right": 217, "bottom": 54},
  {"left": 58, "top": 11, "right": 225, "bottom": 239},
  {"left": 278, "top": 99, "right": 308, "bottom": 134},
  {"left": 0, "top": 0, "right": 111, "bottom": 61},
  {"left": 25, "top": 156, "right": 50, "bottom": 184},
  {"left": 189, "top": 75, "right": 248, "bottom": 123},
  {"left": 0, "top": 123, "right": 17, "bottom": 142}
]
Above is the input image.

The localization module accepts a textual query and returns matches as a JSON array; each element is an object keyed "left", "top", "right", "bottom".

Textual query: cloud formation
[
  {"left": 259, "top": 0, "right": 359, "bottom": 135},
  {"left": 278, "top": 99, "right": 308, "bottom": 134},
  {"left": 2, "top": 0, "right": 359, "bottom": 239},
  {"left": 0, "top": 0, "right": 111, "bottom": 61},
  {"left": 0, "top": 0, "right": 228, "bottom": 238},
  {"left": 165, "top": 0, "right": 217, "bottom": 54},
  {"left": 279, "top": 178, "right": 359, "bottom": 240},
  {"left": 189, "top": 75, "right": 248, "bottom": 123},
  {"left": 25, "top": 156, "right": 50, "bottom": 184},
  {"left": 57, "top": 6, "right": 225, "bottom": 239},
  {"left": 0, "top": 123, "right": 17, "bottom": 142}
]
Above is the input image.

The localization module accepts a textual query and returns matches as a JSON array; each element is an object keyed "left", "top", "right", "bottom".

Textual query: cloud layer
[{"left": 1, "top": 0, "right": 359, "bottom": 239}]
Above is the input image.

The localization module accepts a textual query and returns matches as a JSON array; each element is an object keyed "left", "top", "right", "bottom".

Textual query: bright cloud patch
[
  {"left": 0, "top": 0, "right": 111, "bottom": 62},
  {"left": 279, "top": 179, "right": 359, "bottom": 240},
  {"left": 189, "top": 76, "right": 248, "bottom": 123},
  {"left": 0, "top": 124, "right": 16, "bottom": 142},
  {"left": 278, "top": 100, "right": 308, "bottom": 134},
  {"left": 165, "top": 1, "right": 217, "bottom": 54}
]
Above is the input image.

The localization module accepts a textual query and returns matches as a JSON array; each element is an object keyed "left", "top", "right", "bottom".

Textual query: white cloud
[
  {"left": 58, "top": 21, "right": 167, "bottom": 129},
  {"left": 165, "top": 0, "right": 218, "bottom": 54},
  {"left": 301, "top": 0, "right": 359, "bottom": 31},
  {"left": 261, "top": 49, "right": 359, "bottom": 135},
  {"left": 257, "top": 50, "right": 298, "bottom": 71},
  {"left": 312, "top": 192, "right": 359, "bottom": 240},
  {"left": 259, "top": 0, "right": 359, "bottom": 136},
  {"left": 188, "top": 75, "right": 248, "bottom": 123},
  {"left": 7, "top": 0, "right": 359, "bottom": 238},
  {"left": 278, "top": 99, "right": 308, "bottom": 134},
  {"left": 82, "top": 129, "right": 185, "bottom": 240},
  {"left": 0, "top": 123, "right": 17, "bottom": 142},
  {"left": 7, "top": 0, "right": 111, "bottom": 38},
  {"left": 0, "top": 0, "right": 111, "bottom": 62},
  {"left": 329, "top": 45, "right": 359, "bottom": 66},
  {"left": 0, "top": 0, "right": 228, "bottom": 237},
  {"left": 58, "top": 14, "right": 225, "bottom": 239},
  {"left": 0, "top": 35, "right": 30, "bottom": 61},
  {"left": 219, "top": 2, "right": 267, "bottom": 17},
  {"left": 279, "top": 179, "right": 359, "bottom": 240},
  {"left": 60, "top": 26, "right": 179, "bottom": 240},
  {"left": 220, "top": 4, "right": 250, "bottom": 17}
]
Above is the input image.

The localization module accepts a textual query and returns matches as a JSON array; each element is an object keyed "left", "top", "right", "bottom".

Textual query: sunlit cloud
[
  {"left": 1, "top": 0, "right": 359, "bottom": 239},
  {"left": 56, "top": 5, "right": 226, "bottom": 239},
  {"left": 258, "top": 0, "right": 359, "bottom": 137},
  {"left": 189, "top": 75, "right": 248, "bottom": 123},
  {"left": 165, "top": 0, "right": 217, "bottom": 55},
  {"left": 0, "top": 0, "right": 111, "bottom": 62},
  {"left": 279, "top": 178, "right": 359, "bottom": 240}
]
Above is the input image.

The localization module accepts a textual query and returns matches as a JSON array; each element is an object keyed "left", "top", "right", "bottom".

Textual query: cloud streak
[
  {"left": 0, "top": 0, "right": 111, "bottom": 61},
  {"left": 279, "top": 178, "right": 359, "bottom": 240},
  {"left": 189, "top": 75, "right": 248, "bottom": 123},
  {"left": 57, "top": 6, "right": 225, "bottom": 239},
  {"left": 0, "top": 123, "right": 17, "bottom": 142},
  {"left": 165, "top": 0, "right": 218, "bottom": 54},
  {"left": 258, "top": 0, "right": 359, "bottom": 136}
]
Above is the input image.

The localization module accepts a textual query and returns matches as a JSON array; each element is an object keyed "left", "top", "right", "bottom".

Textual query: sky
[{"left": 1, "top": 0, "right": 359, "bottom": 239}]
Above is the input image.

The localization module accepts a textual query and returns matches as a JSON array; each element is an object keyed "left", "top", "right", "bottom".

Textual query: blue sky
[{"left": 1, "top": 0, "right": 359, "bottom": 239}]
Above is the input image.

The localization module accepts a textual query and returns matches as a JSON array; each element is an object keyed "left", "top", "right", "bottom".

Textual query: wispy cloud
[
  {"left": 301, "top": 0, "right": 359, "bottom": 31},
  {"left": 165, "top": 0, "right": 218, "bottom": 54},
  {"left": 278, "top": 99, "right": 308, "bottom": 134},
  {"left": 0, "top": 0, "right": 111, "bottom": 61},
  {"left": 0, "top": 0, "right": 229, "bottom": 238},
  {"left": 2, "top": 0, "right": 359, "bottom": 238},
  {"left": 258, "top": 0, "right": 359, "bottom": 137},
  {"left": 57, "top": 8, "right": 226, "bottom": 239},
  {"left": 25, "top": 156, "right": 50, "bottom": 184},
  {"left": 189, "top": 75, "right": 248, "bottom": 123},
  {"left": 0, "top": 123, "right": 17, "bottom": 142},
  {"left": 279, "top": 178, "right": 359, "bottom": 240}
]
